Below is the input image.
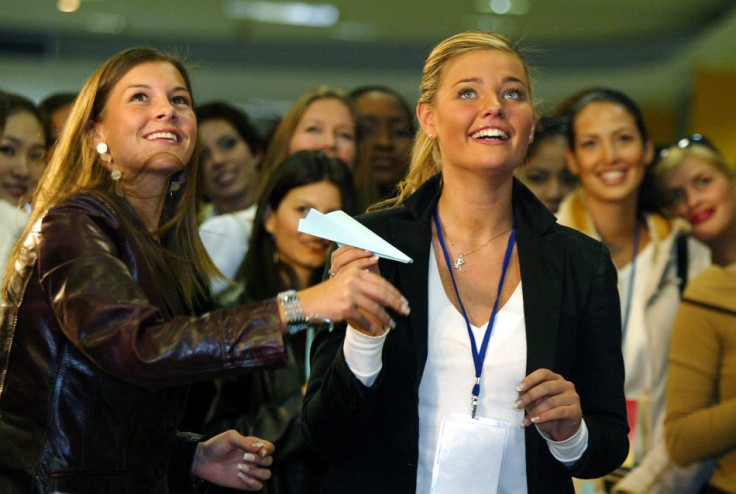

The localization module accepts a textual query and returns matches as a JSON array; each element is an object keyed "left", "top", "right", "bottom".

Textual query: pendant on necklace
[{"left": 453, "top": 254, "right": 465, "bottom": 271}]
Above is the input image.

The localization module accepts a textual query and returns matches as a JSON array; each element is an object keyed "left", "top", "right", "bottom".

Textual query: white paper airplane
[{"left": 298, "top": 209, "right": 413, "bottom": 264}]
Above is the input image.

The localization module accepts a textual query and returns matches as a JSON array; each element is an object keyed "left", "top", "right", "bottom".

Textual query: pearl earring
[
  {"left": 96, "top": 142, "right": 112, "bottom": 164},
  {"left": 97, "top": 142, "right": 124, "bottom": 196}
]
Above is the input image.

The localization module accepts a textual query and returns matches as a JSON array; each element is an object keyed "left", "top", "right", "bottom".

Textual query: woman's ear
[
  {"left": 264, "top": 206, "right": 276, "bottom": 235},
  {"left": 644, "top": 140, "right": 655, "bottom": 166},
  {"left": 417, "top": 102, "right": 436, "bottom": 138},
  {"left": 88, "top": 120, "right": 102, "bottom": 147}
]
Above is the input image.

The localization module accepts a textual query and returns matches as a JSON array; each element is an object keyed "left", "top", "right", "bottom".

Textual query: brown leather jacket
[{"left": 0, "top": 193, "right": 287, "bottom": 493}]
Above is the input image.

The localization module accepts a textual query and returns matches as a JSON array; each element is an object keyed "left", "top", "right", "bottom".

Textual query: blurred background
[{"left": 2, "top": 0, "right": 735, "bottom": 160}]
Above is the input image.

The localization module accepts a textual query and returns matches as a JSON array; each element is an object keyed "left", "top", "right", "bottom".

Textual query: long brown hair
[
  {"left": 372, "top": 31, "right": 535, "bottom": 210},
  {"left": 2, "top": 47, "right": 218, "bottom": 309}
]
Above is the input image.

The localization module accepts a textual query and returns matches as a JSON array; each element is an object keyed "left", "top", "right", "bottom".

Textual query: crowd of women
[{"left": 0, "top": 28, "right": 733, "bottom": 494}]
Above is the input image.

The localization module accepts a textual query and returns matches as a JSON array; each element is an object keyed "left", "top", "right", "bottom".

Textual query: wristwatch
[{"left": 277, "top": 290, "right": 309, "bottom": 334}]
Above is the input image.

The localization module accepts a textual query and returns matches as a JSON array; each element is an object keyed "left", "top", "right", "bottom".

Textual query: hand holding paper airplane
[{"left": 298, "top": 209, "right": 413, "bottom": 264}]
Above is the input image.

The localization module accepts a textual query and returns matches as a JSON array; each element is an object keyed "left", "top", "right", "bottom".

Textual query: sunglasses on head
[{"left": 659, "top": 133, "right": 718, "bottom": 158}]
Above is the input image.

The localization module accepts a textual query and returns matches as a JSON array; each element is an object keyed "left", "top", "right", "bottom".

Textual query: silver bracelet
[
  {"left": 277, "top": 290, "right": 309, "bottom": 334},
  {"left": 277, "top": 290, "right": 334, "bottom": 334}
]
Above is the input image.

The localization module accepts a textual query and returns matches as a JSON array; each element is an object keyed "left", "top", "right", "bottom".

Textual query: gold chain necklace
[{"left": 442, "top": 225, "right": 513, "bottom": 272}]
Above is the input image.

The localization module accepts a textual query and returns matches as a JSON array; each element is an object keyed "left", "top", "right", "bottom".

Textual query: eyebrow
[
  {"left": 124, "top": 84, "right": 189, "bottom": 93},
  {"left": 0, "top": 135, "right": 24, "bottom": 145},
  {"left": 451, "top": 76, "right": 526, "bottom": 87}
]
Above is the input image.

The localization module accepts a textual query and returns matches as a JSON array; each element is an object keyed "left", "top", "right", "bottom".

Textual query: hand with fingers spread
[
  {"left": 515, "top": 368, "right": 583, "bottom": 442},
  {"left": 298, "top": 245, "right": 410, "bottom": 335},
  {"left": 192, "top": 430, "right": 275, "bottom": 491}
]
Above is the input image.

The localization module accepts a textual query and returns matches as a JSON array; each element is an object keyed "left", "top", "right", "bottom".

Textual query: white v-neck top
[
  {"left": 416, "top": 247, "right": 528, "bottom": 493},
  {"left": 342, "top": 248, "right": 590, "bottom": 494}
]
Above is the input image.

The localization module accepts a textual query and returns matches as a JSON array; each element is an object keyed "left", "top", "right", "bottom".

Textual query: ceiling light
[
  {"left": 224, "top": 0, "right": 339, "bottom": 27},
  {"left": 57, "top": 0, "right": 81, "bottom": 13},
  {"left": 474, "top": 0, "right": 529, "bottom": 15}
]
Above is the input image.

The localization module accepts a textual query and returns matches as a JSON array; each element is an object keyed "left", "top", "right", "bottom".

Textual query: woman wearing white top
[
  {"left": 302, "top": 31, "right": 629, "bottom": 493},
  {"left": 556, "top": 88, "right": 712, "bottom": 494}
]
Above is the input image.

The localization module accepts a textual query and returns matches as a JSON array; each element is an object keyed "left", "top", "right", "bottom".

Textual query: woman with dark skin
[{"left": 349, "top": 86, "right": 414, "bottom": 211}]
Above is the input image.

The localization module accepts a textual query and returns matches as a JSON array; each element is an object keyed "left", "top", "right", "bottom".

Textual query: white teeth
[
  {"left": 216, "top": 172, "right": 235, "bottom": 185},
  {"left": 471, "top": 128, "right": 509, "bottom": 140},
  {"left": 147, "top": 132, "right": 178, "bottom": 141},
  {"left": 601, "top": 170, "right": 624, "bottom": 180}
]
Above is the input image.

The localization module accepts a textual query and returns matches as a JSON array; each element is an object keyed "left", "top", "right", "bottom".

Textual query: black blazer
[{"left": 302, "top": 175, "right": 628, "bottom": 493}]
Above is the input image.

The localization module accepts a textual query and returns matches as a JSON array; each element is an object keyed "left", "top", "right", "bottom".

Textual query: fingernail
[
  {"left": 516, "top": 383, "right": 525, "bottom": 392},
  {"left": 389, "top": 318, "right": 396, "bottom": 329},
  {"left": 260, "top": 448, "right": 268, "bottom": 458},
  {"left": 253, "top": 441, "right": 264, "bottom": 448},
  {"left": 238, "top": 463, "right": 250, "bottom": 473},
  {"left": 238, "top": 472, "right": 252, "bottom": 484},
  {"left": 243, "top": 452, "right": 256, "bottom": 462},
  {"left": 520, "top": 417, "right": 529, "bottom": 427},
  {"left": 530, "top": 416, "right": 539, "bottom": 423},
  {"left": 514, "top": 399, "right": 524, "bottom": 409},
  {"left": 401, "top": 302, "right": 411, "bottom": 315}
]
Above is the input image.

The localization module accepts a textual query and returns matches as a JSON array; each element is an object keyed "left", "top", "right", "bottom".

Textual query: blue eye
[
  {"left": 503, "top": 89, "right": 523, "bottom": 100},
  {"left": 459, "top": 88, "right": 476, "bottom": 99}
]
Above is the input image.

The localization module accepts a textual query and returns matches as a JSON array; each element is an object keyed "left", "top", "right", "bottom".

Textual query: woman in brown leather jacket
[{"left": 0, "top": 47, "right": 408, "bottom": 494}]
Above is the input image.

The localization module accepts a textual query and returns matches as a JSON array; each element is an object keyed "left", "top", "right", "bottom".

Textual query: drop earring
[{"left": 97, "top": 142, "right": 124, "bottom": 197}]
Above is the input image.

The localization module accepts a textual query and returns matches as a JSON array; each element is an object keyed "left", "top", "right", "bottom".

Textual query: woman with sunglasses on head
[
  {"left": 654, "top": 137, "right": 736, "bottom": 494},
  {"left": 556, "top": 88, "right": 713, "bottom": 494}
]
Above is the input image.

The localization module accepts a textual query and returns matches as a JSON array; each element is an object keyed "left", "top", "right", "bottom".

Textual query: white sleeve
[
  {"left": 537, "top": 419, "right": 589, "bottom": 466},
  {"left": 343, "top": 325, "right": 389, "bottom": 386},
  {"left": 199, "top": 214, "right": 251, "bottom": 295}
]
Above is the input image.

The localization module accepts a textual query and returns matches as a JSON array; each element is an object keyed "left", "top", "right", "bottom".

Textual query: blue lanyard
[
  {"left": 621, "top": 222, "right": 642, "bottom": 342},
  {"left": 432, "top": 206, "right": 516, "bottom": 418}
]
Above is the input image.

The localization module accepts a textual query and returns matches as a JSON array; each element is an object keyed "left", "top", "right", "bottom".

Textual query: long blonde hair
[
  {"left": 2, "top": 47, "right": 218, "bottom": 309},
  {"left": 256, "top": 86, "right": 358, "bottom": 197},
  {"left": 372, "top": 31, "right": 535, "bottom": 210}
]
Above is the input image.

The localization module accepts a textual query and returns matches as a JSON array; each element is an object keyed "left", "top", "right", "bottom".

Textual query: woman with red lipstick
[
  {"left": 655, "top": 138, "right": 736, "bottom": 494},
  {"left": 0, "top": 48, "right": 406, "bottom": 493},
  {"left": 199, "top": 150, "right": 355, "bottom": 494},
  {"left": 303, "top": 32, "right": 629, "bottom": 493},
  {"left": 556, "top": 88, "right": 713, "bottom": 494}
]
